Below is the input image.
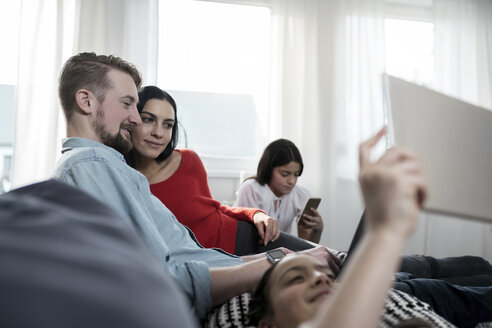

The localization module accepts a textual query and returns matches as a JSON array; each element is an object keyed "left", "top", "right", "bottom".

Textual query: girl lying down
[{"left": 248, "top": 128, "right": 492, "bottom": 328}]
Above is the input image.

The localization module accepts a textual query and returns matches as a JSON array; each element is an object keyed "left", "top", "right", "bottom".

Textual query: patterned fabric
[
  {"left": 205, "top": 289, "right": 456, "bottom": 328},
  {"left": 475, "top": 323, "right": 492, "bottom": 328},
  {"left": 380, "top": 289, "right": 455, "bottom": 328},
  {"left": 206, "top": 293, "right": 251, "bottom": 328}
]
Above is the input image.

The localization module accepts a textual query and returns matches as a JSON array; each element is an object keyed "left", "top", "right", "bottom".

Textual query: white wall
[{"left": 203, "top": 155, "right": 257, "bottom": 205}]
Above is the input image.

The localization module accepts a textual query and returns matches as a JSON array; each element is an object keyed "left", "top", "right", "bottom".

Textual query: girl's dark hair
[
  {"left": 136, "top": 86, "right": 179, "bottom": 162},
  {"left": 256, "top": 139, "right": 304, "bottom": 185},
  {"left": 248, "top": 261, "right": 280, "bottom": 326}
]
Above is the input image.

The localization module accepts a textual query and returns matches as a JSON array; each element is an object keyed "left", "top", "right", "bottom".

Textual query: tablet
[{"left": 383, "top": 74, "right": 492, "bottom": 222}]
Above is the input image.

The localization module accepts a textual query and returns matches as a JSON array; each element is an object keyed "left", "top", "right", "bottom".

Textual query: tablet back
[{"left": 383, "top": 74, "right": 492, "bottom": 222}]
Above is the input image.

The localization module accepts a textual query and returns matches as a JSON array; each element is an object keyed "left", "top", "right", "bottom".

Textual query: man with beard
[{"left": 53, "top": 52, "right": 335, "bottom": 321}]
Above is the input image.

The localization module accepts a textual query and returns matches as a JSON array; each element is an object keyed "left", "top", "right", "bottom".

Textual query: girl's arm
[{"left": 302, "top": 128, "right": 427, "bottom": 328}]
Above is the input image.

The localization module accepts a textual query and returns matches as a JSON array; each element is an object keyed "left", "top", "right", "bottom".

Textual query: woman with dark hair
[
  {"left": 127, "top": 86, "right": 325, "bottom": 257},
  {"left": 235, "top": 139, "right": 323, "bottom": 243}
]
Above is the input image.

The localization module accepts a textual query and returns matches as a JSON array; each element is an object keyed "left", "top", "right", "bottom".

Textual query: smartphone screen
[{"left": 297, "top": 198, "right": 321, "bottom": 223}]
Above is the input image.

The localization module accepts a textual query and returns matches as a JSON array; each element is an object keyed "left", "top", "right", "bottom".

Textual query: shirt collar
[{"left": 61, "top": 137, "right": 126, "bottom": 162}]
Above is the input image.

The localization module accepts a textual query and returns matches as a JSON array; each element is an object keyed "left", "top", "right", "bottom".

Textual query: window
[
  {"left": 383, "top": 5, "right": 435, "bottom": 161},
  {"left": 384, "top": 0, "right": 434, "bottom": 85},
  {"left": 337, "top": 1, "right": 435, "bottom": 180},
  {"left": 384, "top": 18, "right": 434, "bottom": 86},
  {"left": 158, "top": 0, "right": 271, "bottom": 160}
]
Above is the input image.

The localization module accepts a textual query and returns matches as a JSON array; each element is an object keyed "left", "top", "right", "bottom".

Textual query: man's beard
[{"left": 93, "top": 109, "right": 133, "bottom": 155}]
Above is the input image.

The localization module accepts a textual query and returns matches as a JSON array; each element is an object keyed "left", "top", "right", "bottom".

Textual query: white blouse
[{"left": 234, "top": 179, "right": 311, "bottom": 234}]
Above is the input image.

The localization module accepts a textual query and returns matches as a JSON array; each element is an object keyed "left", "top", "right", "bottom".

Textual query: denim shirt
[{"left": 53, "top": 138, "right": 243, "bottom": 319}]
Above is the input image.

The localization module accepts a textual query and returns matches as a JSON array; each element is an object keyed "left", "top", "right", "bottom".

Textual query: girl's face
[
  {"left": 269, "top": 161, "right": 301, "bottom": 197},
  {"left": 261, "top": 254, "right": 336, "bottom": 328},
  {"left": 131, "top": 99, "right": 175, "bottom": 160}
]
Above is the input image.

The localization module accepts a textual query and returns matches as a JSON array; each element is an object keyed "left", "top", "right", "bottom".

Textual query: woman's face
[
  {"left": 131, "top": 99, "right": 175, "bottom": 160},
  {"left": 262, "top": 254, "right": 336, "bottom": 328},
  {"left": 268, "top": 161, "right": 301, "bottom": 197}
]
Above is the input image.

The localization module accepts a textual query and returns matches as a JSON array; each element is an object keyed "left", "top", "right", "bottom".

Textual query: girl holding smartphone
[{"left": 235, "top": 139, "right": 323, "bottom": 243}]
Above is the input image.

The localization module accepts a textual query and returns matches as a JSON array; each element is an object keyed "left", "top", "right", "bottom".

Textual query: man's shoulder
[
  {"left": 54, "top": 142, "right": 131, "bottom": 180},
  {"left": 57, "top": 145, "right": 113, "bottom": 168},
  {"left": 53, "top": 144, "right": 146, "bottom": 207},
  {"left": 61, "top": 138, "right": 125, "bottom": 162}
]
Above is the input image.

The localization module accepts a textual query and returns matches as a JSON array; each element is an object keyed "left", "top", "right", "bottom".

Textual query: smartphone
[{"left": 297, "top": 198, "right": 321, "bottom": 223}]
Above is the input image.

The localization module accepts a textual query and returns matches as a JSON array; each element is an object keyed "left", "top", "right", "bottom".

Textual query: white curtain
[
  {"left": 11, "top": 0, "right": 75, "bottom": 188},
  {"left": 76, "top": 0, "right": 159, "bottom": 85},
  {"left": 269, "top": 0, "right": 335, "bottom": 246},
  {"left": 433, "top": 0, "right": 492, "bottom": 110},
  {"left": 269, "top": 0, "right": 385, "bottom": 249},
  {"left": 11, "top": 0, "right": 159, "bottom": 188}
]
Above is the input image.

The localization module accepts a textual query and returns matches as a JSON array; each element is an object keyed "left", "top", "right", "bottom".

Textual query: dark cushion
[{"left": 0, "top": 179, "right": 197, "bottom": 328}]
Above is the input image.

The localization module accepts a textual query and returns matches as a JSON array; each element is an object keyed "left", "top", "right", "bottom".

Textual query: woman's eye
[
  {"left": 142, "top": 117, "right": 154, "bottom": 123},
  {"left": 288, "top": 275, "right": 304, "bottom": 284},
  {"left": 163, "top": 123, "right": 174, "bottom": 129}
]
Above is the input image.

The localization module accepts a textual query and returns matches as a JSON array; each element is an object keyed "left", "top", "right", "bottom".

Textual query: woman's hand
[
  {"left": 297, "top": 208, "right": 324, "bottom": 243},
  {"left": 253, "top": 211, "right": 280, "bottom": 246}
]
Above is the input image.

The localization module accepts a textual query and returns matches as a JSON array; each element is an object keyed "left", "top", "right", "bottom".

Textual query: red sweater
[{"left": 150, "top": 149, "right": 259, "bottom": 254}]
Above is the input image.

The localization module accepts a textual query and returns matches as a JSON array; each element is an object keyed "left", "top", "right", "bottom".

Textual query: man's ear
[
  {"left": 75, "top": 89, "right": 95, "bottom": 115},
  {"left": 258, "top": 317, "right": 276, "bottom": 328}
]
